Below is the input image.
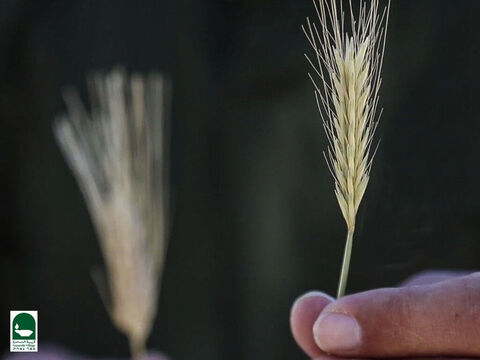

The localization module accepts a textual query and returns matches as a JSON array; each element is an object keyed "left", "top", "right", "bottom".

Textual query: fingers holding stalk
[
  {"left": 291, "top": 271, "right": 480, "bottom": 359},
  {"left": 312, "top": 272, "right": 480, "bottom": 357}
]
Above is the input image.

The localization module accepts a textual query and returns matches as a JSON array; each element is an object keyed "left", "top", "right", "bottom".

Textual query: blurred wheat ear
[
  {"left": 303, "top": 0, "right": 390, "bottom": 298},
  {"left": 54, "top": 68, "right": 170, "bottom": 359}
]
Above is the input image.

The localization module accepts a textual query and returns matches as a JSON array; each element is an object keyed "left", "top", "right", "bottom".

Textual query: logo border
[{"left": 10, "top": 310, "right": 38, "bottom": 353}]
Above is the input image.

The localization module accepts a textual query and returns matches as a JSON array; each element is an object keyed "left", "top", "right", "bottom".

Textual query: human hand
[{"left": 290, "top": 270, "right": 477, "bottom": 359}]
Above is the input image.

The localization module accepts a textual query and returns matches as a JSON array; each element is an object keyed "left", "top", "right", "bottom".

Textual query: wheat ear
[
  {"left": 303, "top": 0, "right": 390, "bottom": 298},
  {"left": 54, "top": 68, "right": 169, "bottom": 359}
]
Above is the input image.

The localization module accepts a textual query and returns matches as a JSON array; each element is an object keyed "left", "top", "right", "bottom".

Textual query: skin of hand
[{"left": 290, "top": 270, "right": 477, "bottom": 360}]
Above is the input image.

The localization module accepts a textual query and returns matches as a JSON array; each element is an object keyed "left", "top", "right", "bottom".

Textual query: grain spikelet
[
  {"left": 54, "top": 68, "right": 169, "bottom": 358},
  {"left": 303, "top": 0, "right": 390, "bottom": 297}
]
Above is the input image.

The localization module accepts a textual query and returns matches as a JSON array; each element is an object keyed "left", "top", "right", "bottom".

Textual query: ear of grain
[
  {"left": 54, "top": 68, "right": 169, "bottom": 358},
  {"left": 303, "top": 0, "right": 390, "bottom": 297}
]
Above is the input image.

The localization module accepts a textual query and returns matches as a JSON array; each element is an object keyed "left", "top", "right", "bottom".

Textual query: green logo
[
  {"left": 10, "top": 310, "right": 38, "bottom": 352},
  {"left": 12, "top": 313, "right": 36, "bottom": 340}
]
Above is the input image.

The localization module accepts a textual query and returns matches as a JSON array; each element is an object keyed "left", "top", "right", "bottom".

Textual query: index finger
[{"left": 290, "top": 291, "right": 334, "bottom": 358}]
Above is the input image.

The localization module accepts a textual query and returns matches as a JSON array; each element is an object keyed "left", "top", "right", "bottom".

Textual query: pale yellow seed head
[
  {"left": 303, "top": 0, "right": 389, "bottom": 230},
  {"left": 54, "top": 68, "right": 169, "bottom": 357}
]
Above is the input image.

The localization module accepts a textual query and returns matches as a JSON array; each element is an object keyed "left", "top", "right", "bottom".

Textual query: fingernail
[{"left": 313, "top": 312, "right": 362, "bottom": 352}]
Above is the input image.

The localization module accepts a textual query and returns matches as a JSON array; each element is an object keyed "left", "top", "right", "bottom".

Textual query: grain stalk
[
  {"left": 54, "top": 68, "right": 169, "bottom": 359},
  {"left": 303, "top": 0, "right": 390, "bottom": 298}
]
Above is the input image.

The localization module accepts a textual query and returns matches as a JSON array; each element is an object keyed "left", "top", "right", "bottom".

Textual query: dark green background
[
  {"left": 2, "top": 0, "right": 480, "bottom": 358},
  {"left": 12, "top": 313, "right": 35, "bottom": 340}
]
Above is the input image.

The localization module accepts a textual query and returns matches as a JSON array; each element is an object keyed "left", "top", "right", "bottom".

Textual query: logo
[{"left": 10, "top": 311, "right": 38, "bottom": 352}]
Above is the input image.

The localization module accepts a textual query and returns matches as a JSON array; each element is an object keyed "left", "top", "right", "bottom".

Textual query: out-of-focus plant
[{"left": 54, "top": 68, "right": 170, "bottom": 359}]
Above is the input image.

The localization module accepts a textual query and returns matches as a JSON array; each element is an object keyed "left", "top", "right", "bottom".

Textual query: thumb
[{"left": 313, "top": 272, "right": 480, "bottom": 357}]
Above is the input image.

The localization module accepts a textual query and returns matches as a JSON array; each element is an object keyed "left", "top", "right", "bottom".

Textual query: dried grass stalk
[
  {"left": 303, "top": 0, "right": 390, "bottom": 298},
  {"left": 54, "top": 68, "right": 169, "bottom": 358}
]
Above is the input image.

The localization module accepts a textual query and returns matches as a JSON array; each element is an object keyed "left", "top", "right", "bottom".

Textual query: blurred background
[{"left": 2, "top": 0, "right": 480, "bottom": 358}]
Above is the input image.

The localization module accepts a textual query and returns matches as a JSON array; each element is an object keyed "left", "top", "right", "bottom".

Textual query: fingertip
[
  {"left": 291, "top": 291, "right": 334, "bottom": 315},
  {"left": 290, "top": 291, "right": 334, "bottom": 358}
]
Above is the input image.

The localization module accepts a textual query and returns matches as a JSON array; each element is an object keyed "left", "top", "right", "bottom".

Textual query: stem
[
  {"left": 129, "top": 335, "right": 146, "bottom": 360},
  {"left": 337, "top": 228, "right": 354, "bottom": 298}
]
